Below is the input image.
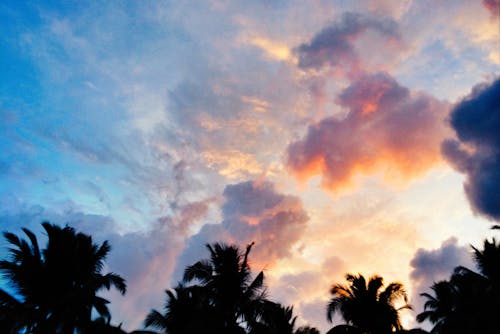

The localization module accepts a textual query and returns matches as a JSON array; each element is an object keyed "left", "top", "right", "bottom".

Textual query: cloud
[
  {"left": 409, "top": 237, "right": 473, "bottom": 323},
  {"left": 295, "top": 12, "right": 403, "bottom": 75},
  {"left": 287, "top": 72, "right": 449, "bottom": 191},
  {"left": 442, "top": 77, "right": 500, "bottom": 221},
  {"left": 483, "top": 0, "right": 500, "bottom": 17},
  {"left": 246, "top": 36, "right": 291, "bottom": 61},
  {"left": 174, "top": 179, "right": 309, "bottom": 278}
]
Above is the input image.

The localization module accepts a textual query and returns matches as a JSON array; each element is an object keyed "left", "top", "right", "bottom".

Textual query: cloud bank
[{"left": 442, "top": 77, "right": 500, "bottom": 221}]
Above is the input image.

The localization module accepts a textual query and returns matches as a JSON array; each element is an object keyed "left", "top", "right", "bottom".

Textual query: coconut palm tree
[
  {"left": 0, "top": 222, "right": 126, "bottom": 333},
  {"left": 326, "top": 273, "right": 410, "bottom": 334},
  {"left": 416, "top": 280, "right": 460, "bottom": 334},
  {"left": 248, "top": 300, "right": 319, "bottom": 334},
  {"left": 183, "top": 242, "right": 266, "bottom": 334},
  {"left": 417, "top": 238, "right": 500, "bottom": 334},
  {"left": 471, "top": 238, "right": 500, "bottom": 284},
  {"left": 249, "top": 301, "right": 296, "bottom": 334},
  {"left": 143, "top": 284, "right": 217, "bottom": 334},
  {"left": 295, "top": 326, "right": 321, "bottom": 334}
]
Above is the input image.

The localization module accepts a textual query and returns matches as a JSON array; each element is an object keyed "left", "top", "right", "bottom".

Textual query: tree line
[{"left": 0, "top": 222, "right": 498, "bottom": 334}]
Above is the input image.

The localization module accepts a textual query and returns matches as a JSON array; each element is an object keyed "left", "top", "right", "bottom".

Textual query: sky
[{"left": 1, "top": 0, "right": 499, "bottom": 332}]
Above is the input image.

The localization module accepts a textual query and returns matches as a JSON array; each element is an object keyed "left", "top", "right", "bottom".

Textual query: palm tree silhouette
[
  {"left": 0, "top": 222, "right": 126, "bottom": 333},
  {"left": 295, "top": 326, "right": 321, "bottom": 334},
  {"left": 144, "top": 284, "right": 217, "bottom": 334},
  {"left": 249, "top": 301, "right": 296, "bottom": 334},
  {"left": 182, "top": 242, "right": 266, "bottom": 334},
  {"left": 249, "top": 300, "right": 319, "bottom": 334},
  {"left": 417, "top": 238, "right": 500, "bottom": 334},
  {"left": 327, "top": 273, "right": 410, "bottom": 334},
  {"left": 471, "top": 238, "right": 500, "bottom": 284},
  {"left": 416, "top": 280, "right": 460, "bottom": 334}
]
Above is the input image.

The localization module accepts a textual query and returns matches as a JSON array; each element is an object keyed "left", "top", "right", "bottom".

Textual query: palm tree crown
[
  {"left": 417, "top": 238, "right": 500, "bottom": 334},
  {"left": 182, "top": 242, "right": 266, "bottom": 333},
  {"left": 327, "top": 273, "right": 410, "bottom": 334},
  {"left": 0, "top": 222, "right": 126, "bottom": 333}
]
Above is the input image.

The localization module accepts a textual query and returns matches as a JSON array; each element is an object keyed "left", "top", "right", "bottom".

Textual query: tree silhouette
[
  {"left": 327, "top": 273, "right": 410, "bottom": 334},
  {"left": 295, "top": 326, "right": 321, "bottom": 334},
  {"left": 249, "top": 300, "right": 319, "bottom": 334},
  {"left": 249, "top": 301, "right": 296, "bottom": 334},
  {"left": 182, "top": 242, "right": 266, "bottom": 334},
  {"left": 417, "top": 238, "right": 500, "bottom": 334},
  {"left": 0, "top": 222, "right": 126, "bottom": 334},
  {"left": 144, "top": 284, "right": 218, "bottom": 334},
  {"left": 416, "top": 280, "right": 458, "bottom": 333}
]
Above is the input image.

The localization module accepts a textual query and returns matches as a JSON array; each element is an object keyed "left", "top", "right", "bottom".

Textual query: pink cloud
[
  {"left": 287, "top": 72, "right": 449, "bottom": 191},
  {"left": 483, "top": 0, "right": 500, "bottom": 17},
  {"left": 176, "top": 179, "right": 309, "bottom": 272}
]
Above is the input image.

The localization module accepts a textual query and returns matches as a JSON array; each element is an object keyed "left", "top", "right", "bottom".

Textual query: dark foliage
[
  {"left": 0, "top": 222, "right": 126, "bottom": 334},
  {"left": 417, "top": 238, "right": 500, "bottom": 334},
  {"left": 327, "top": 274, "right": 410, "bottom": 334}
]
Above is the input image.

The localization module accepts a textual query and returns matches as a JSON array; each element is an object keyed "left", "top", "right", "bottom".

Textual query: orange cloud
[
  {"left": 248, "top": 36, "right": 292, "bottom": 61},
  {"left": 287, "top": 72, "right": 449, "bottom": 192}
]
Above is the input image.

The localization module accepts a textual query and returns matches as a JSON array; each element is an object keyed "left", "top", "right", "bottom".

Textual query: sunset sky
[{"left": 1, "top": 0, "right": 499, "bottom": 332}]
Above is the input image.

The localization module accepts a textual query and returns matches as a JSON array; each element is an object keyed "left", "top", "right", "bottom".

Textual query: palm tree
[
  {"left": 416, "top": 280, "right": 460, "bottom": 334},
  {"left": 183, "top": 242, "right": 266, "bottom": 334},
  {"left": 249, "top": 301, "right": 319, "bottom": 334},
  {"left": 249, "top": 301, "right": 296, "bottom": 334},
  {"left": 0, "top": 222, "right": 126, "bottom": 333},
  {"left": 143, "top": 284, "right": 217, "bottom": 334},
  {"left": 471, "top": 238, "right": 500, "bottom": 284},
  {"left": 327, "top": 273, "right": 410, "bottom": 334},
  {"left": 417, "top": 238, "right": 500, "bottom": 334},
  {"left": 295, "top": 326, "right": 320, "bottom": 334}
]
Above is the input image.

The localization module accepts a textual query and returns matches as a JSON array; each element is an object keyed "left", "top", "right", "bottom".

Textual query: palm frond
[
  {"left": 183, "top": 260, "right": 213, "bottom": 283},
  {"left": 93, "top": 296, "right": 111, "bottom": 320},
  {"left": 21, "top": 228, "right": 40, "bottom": 260},
  {"left": 0, "top": 288, "right": 21, "bottom": 308},
  {"left": 100, "top": 273, "right": 127, "bottom": 294},
  {"left": 379, "top": 282, "right": 408, "bottom": 305},
  {"left": 327, "top": 298, "right": 343, "bottom": 322},
  {"left": 144, "top": 309, "right": 168, "bottom": 330},
  {"left": 3, "top": 232, "right": 22, "bottom": 249}
]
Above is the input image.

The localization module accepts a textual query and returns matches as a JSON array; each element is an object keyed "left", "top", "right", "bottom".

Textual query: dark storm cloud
[{"left": 442, "top": 77, "right": 500, "bottom": 221}]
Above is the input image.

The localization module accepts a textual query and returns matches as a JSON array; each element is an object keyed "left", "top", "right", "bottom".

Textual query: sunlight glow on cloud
[
  {"left": 247, "top": 36, "right": 292, "bottom": 61},
  {"left": 202, "top": 149, "right": 264, "bottom": 179},
  {"left": 287, "top": 72, "right": 449, "bottom": 192}
]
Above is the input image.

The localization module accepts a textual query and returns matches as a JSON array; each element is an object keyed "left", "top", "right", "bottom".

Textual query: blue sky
[{"left": 1, "top": 0, "right": 499, "bottom": 331}]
